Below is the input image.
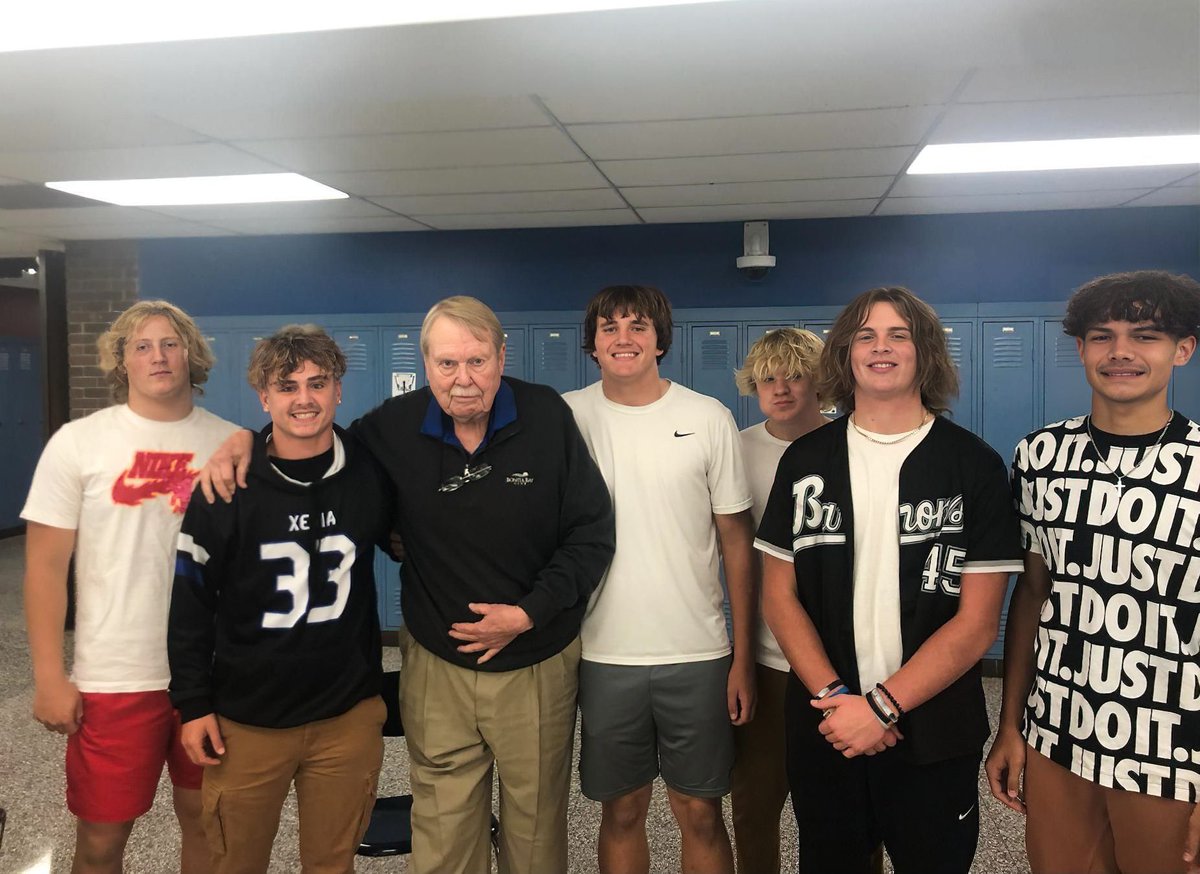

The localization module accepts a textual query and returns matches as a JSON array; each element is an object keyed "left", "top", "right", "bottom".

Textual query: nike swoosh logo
[
  {"left": 674, "top": 431, "right": 694, "bottom": 437},
  {"left": 958, "top": 804, "right": 976, "bottom": 821}
]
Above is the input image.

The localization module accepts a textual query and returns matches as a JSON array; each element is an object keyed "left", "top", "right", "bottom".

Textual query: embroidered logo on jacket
[
  {"left": 111, "top": 451, "right": 199, "bottom": 514},
  {"left": 506, "top": 471, "right": 534, "bottom": 486}
]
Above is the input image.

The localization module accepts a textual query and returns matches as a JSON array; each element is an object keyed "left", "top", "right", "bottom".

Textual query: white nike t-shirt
[
  {"left": 565, "top": 381, "right": 752, "bottom": 665},
  {"left": 22, "top": 404, "right": 238, "bottom": 691}
]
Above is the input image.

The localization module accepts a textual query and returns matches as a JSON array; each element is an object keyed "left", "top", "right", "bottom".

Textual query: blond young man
[
  {"left": 730, "top": 328, "right": 830, "bottom": 874},
  {"left": 757, "top": 287, "right": 1023, "bottom": 874},
  {"left": 22, "top": 301, "right": 237, "bottom": 874},
  {"left": 987, "top": 271, "right": 1200, "bottom": 874}
]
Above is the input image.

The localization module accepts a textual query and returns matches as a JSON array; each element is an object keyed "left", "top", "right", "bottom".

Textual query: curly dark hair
[
  {"left": 1063, "top": 271, "right": 1200, "bottom": 340},
  {"left": 582, "top": 284, "right": 674, "bottom": 365},
  {"left": 816, "top": 286, "right": 959, "bottom": 415},
  {"left": 247, "top": 324, "right": 347, "bottom": 391}
]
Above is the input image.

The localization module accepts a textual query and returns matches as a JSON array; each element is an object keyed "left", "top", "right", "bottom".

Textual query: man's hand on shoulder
[
  {"left": 198, "top": 429, "right": 254, "bottom": 503},
  {"left": 449, "top": 603, "right": 534, "bottom": 665},
  {"left": 181, "top": 714, "right": 225, "bottom": 766},
  {"left": 33, "top": 674, "right": 82, "bottom": 735}
]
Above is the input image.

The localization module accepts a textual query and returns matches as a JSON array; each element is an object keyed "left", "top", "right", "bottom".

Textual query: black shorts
[{"left": 784, "top": 675, "right": 981, "bottom": 874}]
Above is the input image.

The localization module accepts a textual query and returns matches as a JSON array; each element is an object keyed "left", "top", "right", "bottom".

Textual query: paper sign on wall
[{"left": 392, "top": 372, "right": 416, "bottom": 397}]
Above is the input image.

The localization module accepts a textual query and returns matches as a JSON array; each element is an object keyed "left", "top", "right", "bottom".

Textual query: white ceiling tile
[
  {"left": 1122, "top": 187, "right": 1200, "bottom": 207},
  {"left": 543, "top": 70, "right": 963, "bottom": 123},
  {"left": 875, "top": 190, "right": 1150, "bottom": 216},
  {"left": 0, "top": 228, "right": 58, "bottom": 255},
  {"left": 891, "top": 166, "right": 1195, "bottom": 198},
  {"left": 235, "top": 128, "right": 579, "bottom": 172},
  {"left": 312, "top": 163, "right": 607, "bottom": 196},
  {"left": 17, "top": 220, "right": 233, "bottom": 239},
  {"left": 374, "top": 189, "right": 623, "bottom": 216},
  {"left": 600, "top": 148, "right": 912, "bottom": 187},
  {"left": 639, "top": 201, "right": 878, "bottom": 224},
  {"left": 208, "top": 216, "right": 429, "bottom": 235},
  {"left": 418, "top": 209, "right": 638, "bottom": 230},
  {"left": 144, "top": 199, "right": 394, "bottom": 221},
  {"left": 0, "top": 205, "right": 169, "bottom": 228},
  {"left": 568, "top": 107, "right": 941, "bottom": 161},
  {"left": 961, "top": 64, "right": 1200, "bottom": 103},
  {"left": 932, "top": 94, "right": 1200, "bottom": 143},
  {"left": 0, "top": 143, "right": 281, "bottom": 184},
  {"left": 1171, "top": 172, "right": 1200, "bottom": 188},
  {"left": 624, "top": 177, "right": 891, "bottom": 208},
  {"left": 161, "top": 97, "right": 550, "bottom": 140},
  {"left": 0, "top": 112, "right": 205, "bottom": 152}
]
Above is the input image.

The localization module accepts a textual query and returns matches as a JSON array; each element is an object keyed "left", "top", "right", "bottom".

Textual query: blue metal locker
[
  {"left": 941, "top": 320, "right": 975, "bottom": 433},
  {"left": 333, "top": 328, "right": 379, "bottom": 424},
  {"left": 1042, "top": 320, "right": 1085, "bottom": 425},
  {"left": 689, "top": 325, "right": 740, "bottom": 422},
  {"left": 503, "top": 328, "right": 528, "bottom": 381},
  {"left": 383, "top": 327, "right": 424, "bottom": 402},
  {"left": 197, "top": 329, "right": 239, "bottom": 424},
  {"left": 1169, "top": 350, "right": 1200, "bottom": 422},
  {"left": 237, "top": 331, "right": 272, "bottom": 430},
  {"left": 376, "top": 553, "right": 402, "bottom": 631},
  {"left": 980, "top": 319, "right": 1035, "bottom": 662},
  {"left": 658, "top": 325, "right": 685, "bottom": 387},
  {"left": 532, "top": 326, "right": 581, "bottom": 394}
]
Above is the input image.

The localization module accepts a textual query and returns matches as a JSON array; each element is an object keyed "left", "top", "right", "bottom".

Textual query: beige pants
[
  {"left": 398, "top": 627, "right": 580, "bottom": 874},
  {"left": 201, "top": 696, "right": 386, "bottom": 874},
  {"left": 1025, "top": 745, "right": 1194, "bottom": 874}
]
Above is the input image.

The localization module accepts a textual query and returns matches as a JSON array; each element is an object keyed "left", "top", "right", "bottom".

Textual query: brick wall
[{"left": 65, "top": 240, "right": 139, "bottom": 419}]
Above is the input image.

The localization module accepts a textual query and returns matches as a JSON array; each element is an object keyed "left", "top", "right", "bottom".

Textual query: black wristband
[{"left": 876, "top": 682, "right": 904, "bottom": 716}]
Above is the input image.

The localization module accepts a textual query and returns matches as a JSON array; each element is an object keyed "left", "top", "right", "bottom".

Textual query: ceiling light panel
[
  {"left": 909, "top": 136, "right": 1200, "bottom": 174},
  {"left": 45, "top": 173, "right": 349, "bottom": 206}
]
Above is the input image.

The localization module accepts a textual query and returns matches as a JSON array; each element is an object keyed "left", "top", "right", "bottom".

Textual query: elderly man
[{"left": 202, "top": 296, "right": 614, "bottom": 874}]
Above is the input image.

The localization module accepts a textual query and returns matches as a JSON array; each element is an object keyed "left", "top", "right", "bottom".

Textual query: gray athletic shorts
[{"left": 578, "top": 655, "right": 734, "bottom": 801}]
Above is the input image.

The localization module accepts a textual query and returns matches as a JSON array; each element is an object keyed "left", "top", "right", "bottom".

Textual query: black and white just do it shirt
[{"left": 1013, "top": 413, "right": 1200, "bottom": 802}]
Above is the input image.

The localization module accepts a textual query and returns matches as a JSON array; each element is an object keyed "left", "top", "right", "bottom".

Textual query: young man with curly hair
[{"left": 987, "top": 270, "right": 1200, "bottom": 874}]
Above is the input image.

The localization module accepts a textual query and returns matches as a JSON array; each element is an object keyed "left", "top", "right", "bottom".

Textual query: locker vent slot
[
  {"left": 540, "top": 339, "right": 570, "bottom": 372},
  {"left": 946, "top": 336, "right": 963, "bottom": 367},
  {"left": 340, "top": 340, "right": 369, "bottom": 372},
  {"left": 390, "top": 340, "right": 419, "bottom": 371},
  {"left": 700, "top": 337, "right": 731, "bottom": 370},
  {"left": 1053, "top": 334, "right": 1082, "bottom": 367},
  {"left": 991, "top": 336, "right": 1025, "bottom": 368}
]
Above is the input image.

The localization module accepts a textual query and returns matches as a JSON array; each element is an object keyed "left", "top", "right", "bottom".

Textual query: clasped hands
[{"left": 812, "top": 694, "right": 903, "bottom": 758}]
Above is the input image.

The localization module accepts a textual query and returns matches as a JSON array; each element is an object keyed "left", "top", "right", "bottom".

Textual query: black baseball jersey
[
  {"left": 1013, "top": 413, "right": 1200, "bottom": 802},
  {"left": 169, "top": 424, "right": 393, "bottom": 728},
  {"left": 756, "top": 414, "right": 1024, "bottom": 764}
]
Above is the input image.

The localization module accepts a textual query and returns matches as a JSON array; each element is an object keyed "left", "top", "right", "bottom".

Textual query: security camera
[{"left": 736, "top": 221, "right": 776, "bottom": 279}]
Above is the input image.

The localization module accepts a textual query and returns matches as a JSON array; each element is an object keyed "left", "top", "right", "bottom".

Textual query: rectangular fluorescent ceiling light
[
  {"left": 4, "top": 1, "right": 733, "bottom": 52},
  {"left": 908, "top": 135, "right": 1200, "bottom": 174},
  {"left": 45, "top": 173, "right": 348, "bottom": 206}
]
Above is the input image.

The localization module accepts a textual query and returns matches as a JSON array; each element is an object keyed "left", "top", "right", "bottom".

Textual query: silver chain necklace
[
  {"left": 1085, "top": 412, "right": 1173, "bottom": 497},
  {"left": 850, "top": 411, "right": 931, "bottom": 445}
]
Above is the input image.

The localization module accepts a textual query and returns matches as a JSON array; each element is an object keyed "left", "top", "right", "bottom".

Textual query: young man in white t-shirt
[
  {"left": 565, "top": 284, "right": 755, "bottom": 874},
  {"left": 986, "top": 271, "right": 1200, "bottom": 874},
  {"left": 730, "top": 328, "right": 831, "bottom": 874},
  {"left": 756, "top": 287, "right": 1023, "bottom": 874},
  {"left": 22, "top": 301, "right": 236, "bottom": 874}
]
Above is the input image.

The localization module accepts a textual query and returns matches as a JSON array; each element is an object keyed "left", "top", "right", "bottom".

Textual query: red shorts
[{"left": 66, "top": 690, "right": 201, "bottom": 823}]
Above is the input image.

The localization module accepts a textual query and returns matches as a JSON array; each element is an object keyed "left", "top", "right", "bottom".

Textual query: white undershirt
[{"left": 846, "top": 417, "right": 933, "bottom": 691}]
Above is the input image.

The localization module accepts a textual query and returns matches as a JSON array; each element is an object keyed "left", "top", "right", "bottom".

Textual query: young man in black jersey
[
  {"left": 756, "top": 287, "right": 1024, "bottom": 874},
  {"left": 987, "top": 271, "right": 1200, "bottom": 874},
  {"left": 168, "top": 325, "right": 392, "bottom": 874}
]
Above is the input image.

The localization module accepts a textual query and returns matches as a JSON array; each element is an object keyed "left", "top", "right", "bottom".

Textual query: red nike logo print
[{"left": 111, "top": 450, "right": 199, "bottom": 514}]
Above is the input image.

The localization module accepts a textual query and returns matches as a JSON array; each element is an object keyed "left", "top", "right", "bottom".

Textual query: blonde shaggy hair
[
  {"left": 97, "top": 300, "right": 213, "bottom": 403},
  {"left": 735, "top": 327, "right": 825, "bottom": 396}
]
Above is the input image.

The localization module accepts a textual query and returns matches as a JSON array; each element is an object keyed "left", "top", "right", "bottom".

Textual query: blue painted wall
[{"left": 141, "top": 206, "right": 1200, "bottom": 316}]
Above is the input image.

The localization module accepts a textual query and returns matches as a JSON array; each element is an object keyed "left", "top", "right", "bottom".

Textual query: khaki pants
[
  {"left": 398, "top": 627, "right": 580, "bottom": 874},
  {"left": 201, "top": 696, "right": 386, "bottom": 874},
  {"left": 731, "top": 663, "right": 790, "bottom": 874},
  {"left": 1025, "top": 745, "right": 1194, "bottom": 874}
]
